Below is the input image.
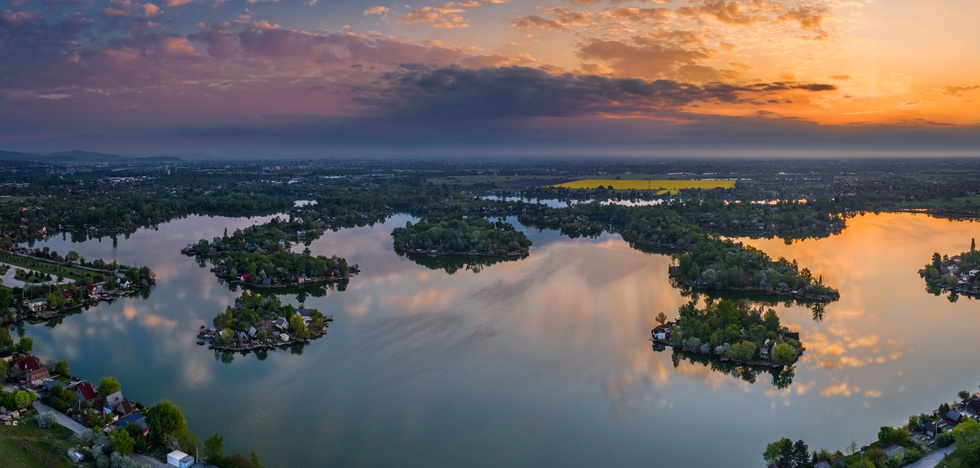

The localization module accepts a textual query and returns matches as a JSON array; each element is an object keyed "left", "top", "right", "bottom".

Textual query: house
[
  {"left": 74, "top": 381, "right": 98, "bottom": 403},
  {"left": 240, "top": 273, "right": 252, "bottom": 282},
  {"left": 113, "top": 413, "right": 147, "bottom": 432},
  {"left": 103, "top": 391, "right": 125, "bottom": 416},
  {"left": 26, "top": 367, "right": 50, "bottom": 386},
  {"left": 0, "top": 350, "right": 13, "bottom": 362},
  {"left": 924, "top": 421, "right": 940, "bottom": 437},
  {"left": 947, "top": 409, "right": 963, "bottom": 425},
  {"left": 882, "top": 444, "right": 905, "bottom": 463},
  {"left": 24, "top": 297, "right": 48, "bottom": 313},
  {"left": 966, "top": 399, "right": 980, "bottom": 416},
  {"left": 113, "top": 398, "right": 135, "bottom": 418},
  {"left": 279, "top": 333, "right": 289, "bottom": 342},
  {"left": 11, "top": 356, "right": 40, "bottom": 377},
  {"left": 261, "top": 277, "right": 273, "bottom": 286},
  {"left": 167, "top": 450, "right": 195, "bottom": 468},
  {"left": 814, "top": 461, "right": 832, "bottom": 468},
  {"left": 274, "top": 317, "right": 289, "bottom": 330},
  {"left": 784, "top": 331, "right": 800, "bottom": 341},
  {"left": 248, "top": 326, "right": 258, "bottom": 338},
  {"left": 61, "top": 289, "right": 74, "bottom": 300}
]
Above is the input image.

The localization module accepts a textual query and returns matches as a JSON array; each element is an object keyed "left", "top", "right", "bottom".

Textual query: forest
[{"left": 391, "top": 217, "right": 531, "bottom": 257}]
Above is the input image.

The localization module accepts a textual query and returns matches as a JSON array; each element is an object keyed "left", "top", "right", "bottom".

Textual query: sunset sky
[{"left": 1, "top": 0, "right": 978, "bottom": 157}]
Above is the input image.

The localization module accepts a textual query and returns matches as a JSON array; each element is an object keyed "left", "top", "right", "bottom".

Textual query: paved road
[
  {"left": 906, "top": 445, "right": 955, "bottom": 468},
  {"left": 32, "top": 401, "right": 88, "bottom": 435},
  {"left": 132, "top": 453, "right": 170, "bottom": 468}
]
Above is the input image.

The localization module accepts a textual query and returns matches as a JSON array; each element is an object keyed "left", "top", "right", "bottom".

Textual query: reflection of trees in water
[
  {"left": 213, "top": 342, "right": 308, "bottom": 364},
  {"left": 925, "top": 282, "right": 976, "bottom": 303},
  {"left": 217, "top": 278, "right": 343, "bottom": 295},
  {"left": 662, "top": 346, "right": 795, "bottom": 389},
  {"left": 678, "top": 290, "right": 831, "bottom": 321},
  {"left": 396, "top": 251, "right": 524, "bottom": 274}
]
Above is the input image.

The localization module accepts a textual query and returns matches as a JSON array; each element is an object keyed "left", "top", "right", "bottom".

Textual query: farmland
[{"left": 552, "top": 179, "right": 736, "bottom": 194}]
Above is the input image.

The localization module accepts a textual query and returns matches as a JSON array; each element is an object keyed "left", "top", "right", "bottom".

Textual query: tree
[
  {"left": 792, "top": 439, "right": 809, "bottom": 468},
  {"left": 864, "top": 447, "right": 886, "bottom": 467},
  {"left": 954, "top": 418, "right": 980, "bottom": 448},
  {"left": 764, "top": 439, "right": 788, "bottom": 466},
  {"left": 15, "top": 336, "right": 33, "bottom": 353},
  {"left": 110, "top": 428, "right": 136, "bottom": 455},
  {"left": 959, "top": 390, "right": 972, "bottom": 402},
  {"left": 289, "top": 314, "right": 309, "bottom": 339},
  {"left": 655, "top": 312, "right": 667, "bottom": 326},
  {"left": 203, "top": 433, "right": 224, "bottom": 464},
  {"left": 847, "top": 439, "right": 859, "bottom": 455},
  {"left": 97, "top": 377, "right": 121, "bottom": 400},
  {"left": 145, "top": 400, "right": 188, "bottom": 445},
  {"left": 772, "top": 343, "right": 796, "bottom": 366},
  {"left": 731, "top": 341, "right": 757, "bottom": 362},
  {"left": 55, "top": 360, "right": 69, "bottom": 376}
]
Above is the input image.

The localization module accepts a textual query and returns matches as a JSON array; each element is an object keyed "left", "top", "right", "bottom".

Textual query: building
[
  {"left": 167, "top": 450, "right": 195, "bottom": 468},
  {"left": 26, "top": 367, "right": 50, "bottom": 386},
  {"left": 74, "top": 381, "right": 98, "bottom": 403},
  {"left": 24, "top": 297, "right": 48, "bottom": 313}
]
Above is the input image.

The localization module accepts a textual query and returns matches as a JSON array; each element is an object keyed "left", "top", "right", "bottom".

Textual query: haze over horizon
[{"left": 1, "top": 0, "right": 978, "bottom": 158}]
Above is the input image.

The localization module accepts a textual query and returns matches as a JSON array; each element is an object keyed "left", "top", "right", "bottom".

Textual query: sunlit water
[{"left": 17, "top": 212, "right": 980, "bottom": 467}]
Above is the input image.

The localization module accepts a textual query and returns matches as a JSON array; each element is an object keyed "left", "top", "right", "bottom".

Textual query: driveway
[
  {"left": 905, "top": 445, "right": 955, "bottom": 468},
  {"left": 132, "top": 453, "right": 171, "bottom": 468}
]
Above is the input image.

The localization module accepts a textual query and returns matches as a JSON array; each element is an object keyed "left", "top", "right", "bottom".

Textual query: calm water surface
[{"left": 19, "top": 212, "right": 980, "bottom": 467}]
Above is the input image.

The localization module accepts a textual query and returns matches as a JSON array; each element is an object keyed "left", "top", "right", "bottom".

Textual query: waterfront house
[
  {"left": 112, "top": 413, "right": 147, "bottom": 433},
  {"left": 0, "top": 350, "right": 12, "bottom": 362},
  {"left": 248, "top": 326, "right": 258, "bottom": 338},
  {"left": 924, "top": 421, "right": 940, "bottom": 437},
  {"left": 240, "top": 273, "right": 252, "bottom": 282},
  {"left": 966, "top": 399, "right": 980, "bottom": 416},
  {"left": 113, "top": 398, "right": 135, "bottom": 418},
  {"left": 947, "top": 409, "right": 963, "bottom": 425},
  {"left": 74, "top": 381, "right": 98, "bottom": 403},
  {"left": 274, "top": 317, "right": 289, "bottom": 330},
  {"left": 262, "top": 277, "right": 273, "bottom": 287},
  {"left": 11, "top": 355, "right": 40, "bottom": 377},
  {"left": 26, "top": 367, "right": 50, "bottom": 386},
  {"left": 24, "top": 297, "right": 48, "bottom": 313},
  {"left": 279, "top": 333, "right": 289, "bottom": 342},
  {"left": 784, "top": 331, "right": 800, "bottom": 342},
  {"left": 103, "top": 391, "right": 125, "bottom": 416}
]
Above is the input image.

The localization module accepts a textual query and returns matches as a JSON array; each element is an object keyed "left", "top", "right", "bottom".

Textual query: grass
[
  {"left": 552, "top": 179, "right": 736, "bottom": 194},
  {"left": 0, "top": 414, "right": 82, "bottom": 468},
  {"left": 0, "top": 251, "right": 101, "bottom": 284}
]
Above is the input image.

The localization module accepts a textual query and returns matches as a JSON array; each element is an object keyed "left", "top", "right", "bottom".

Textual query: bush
[{"left": 37, "top": 411, "right": 59, "bottom": 429}]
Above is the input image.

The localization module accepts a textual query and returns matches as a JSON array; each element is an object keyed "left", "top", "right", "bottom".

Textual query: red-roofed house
[
  {"left": 26, "top": 367, "right": 50, "bottom": 385},
  {"left": 12, "top": 356, "right": 40, "bottom": 377},
  {"left": 74, "top": 381, "right": 97, "bottom": 403}
]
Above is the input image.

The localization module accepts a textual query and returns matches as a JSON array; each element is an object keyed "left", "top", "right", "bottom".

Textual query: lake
[{"left": 17, "top": 212, "right": 980, "bottom": 467}]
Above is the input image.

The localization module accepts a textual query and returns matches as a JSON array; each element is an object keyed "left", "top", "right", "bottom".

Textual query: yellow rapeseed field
[{"left": 553, "top": 179, "right": 736, "bottom": 194}]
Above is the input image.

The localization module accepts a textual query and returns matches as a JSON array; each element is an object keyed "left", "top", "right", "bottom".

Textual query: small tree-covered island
[
  {"left": 182, "top": 219, "right": 353, "bottom": 289},
  {"left": 391, "top": 217, "right": 532, "bottom": 258},
  {"left": 199, "top": 291, "right": 332, "bottom": 352},
  {"left": 920, "top": 239, "right": 980, "bottom": 298},
  {"left": 652, "top": 299, "right": 804, "bottom": 368},
  {"left": 669, "top": 237, "right": 840, "bottom": 302}
]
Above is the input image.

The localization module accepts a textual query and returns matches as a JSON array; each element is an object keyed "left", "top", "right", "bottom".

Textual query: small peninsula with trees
[
  {"left": 652, "top": 299, "right": 804, "bottom": 369},
  {"left": 200, "top": 291, "right": 331, "bottom": 352},
  {"left": 920, "top": 239, "right": 980, "bottom": 298},
  {"left": 391, "top": 216, "right": 531, "bottom": 258}
]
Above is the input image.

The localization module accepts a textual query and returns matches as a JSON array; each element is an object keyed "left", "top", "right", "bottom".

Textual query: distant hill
[{"left": 0, "top": 149, "right": 181, "bottom": 164}]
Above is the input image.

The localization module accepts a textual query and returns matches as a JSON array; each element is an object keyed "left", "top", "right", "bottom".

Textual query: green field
[
  {"left": 0, "top": 251, "right": 104, "bottom": 284},
  {"left": 552, "top": 179, "right": 736, "bottom": 194},
  {"left": 0, "top": 416, "right": 80, "bottom": 468}
]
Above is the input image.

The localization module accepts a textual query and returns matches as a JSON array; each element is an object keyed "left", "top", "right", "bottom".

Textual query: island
[
  {"left": 182, "top": 218, "right": 355, "bottom": 289},
  {"left": 391, "top": 216, "right": 531, "bottom": 258},
  {"left": 668, "top": 237, "right": 840, "bottom": 302},
  {"left": 652, "top": 299, "right": 804, "bottom": 369},
  {"left": 199, "top": 291, "right": 332, "bottom": 352},
  {"left": 920, "top": 240, "right": 980, "bottom": 298}
]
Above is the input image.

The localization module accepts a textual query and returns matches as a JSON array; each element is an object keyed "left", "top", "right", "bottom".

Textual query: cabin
[
  {"left": 966, "top": 399, "right": 980, "bottom": 416},
  {"left": 103, "top": 391, "right": 125, "bottom": 416},
  {"left": 167, "top": 450, "right": 195, "bottom": 468},
  {"left": 113, "top": 413, "right": 147, "bottom": 433},
  {"left": 274, "top": 317, "right": 289, "bottom": 330},
  {"left": 946, "top": 409, "right": 963, "bottom": 425}
]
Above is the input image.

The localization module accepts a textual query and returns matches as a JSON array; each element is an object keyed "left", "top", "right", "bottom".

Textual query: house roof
[
  {"left": 27, "top": 367, "right": 49, "bottom": 380},
  {"left": 114, "top": 413, "right": 146, "bottom": 429},
  {"left": 296, "top": 308, "right": 316, "bottom": 317},
  {"left": 948, "top": 409, "right": 962, "bottom": 421},
  {"left": 104, "top": 390, "right": 124, "bottom": 408},
  {"left": 27, "top": 297, "right": 47, "bottom": 304},
  {"left": 14, "top": 356, "right": 40, "bottom": 372},
  {"left": 75, "top": 382, "right": 97, "bottom": 401},
  {"left": 814, "top": 461, "right": 832, "bottom": 468},
  {"left": 115, "top": 399, "right": 135, "bottom": 416},
  {"left": 967, "top": 399, "right": 980, "bottom": 414}
]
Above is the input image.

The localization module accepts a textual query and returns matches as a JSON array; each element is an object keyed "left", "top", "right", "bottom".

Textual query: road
[
  {"left": 906, "top": 445, "right": 955, "bottom": 468},
  {"left": 132, "top": 453, "right": 171, "bottom": 468},
  {"left": 32, "top": 400, "right": 88, "bottom": 435}
]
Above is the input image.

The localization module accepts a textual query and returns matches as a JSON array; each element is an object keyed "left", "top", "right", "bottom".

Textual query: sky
[{"left": 1, "top": 0, "right": 979, "bottom": 158}]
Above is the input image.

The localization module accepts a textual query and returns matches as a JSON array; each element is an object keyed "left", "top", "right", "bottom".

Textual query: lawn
[
  {"left": 552, "top": 179, "right": 736, "bottom": 194},
  {"left": 0, "top": 415, "right": 82, "bottom": 468},
  {"left": 0, "top": 251, "right": 100, "bottom": 284}
]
